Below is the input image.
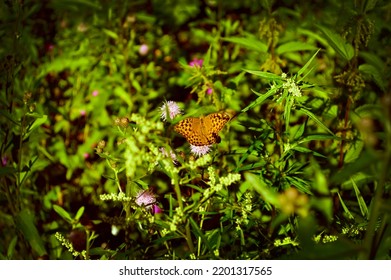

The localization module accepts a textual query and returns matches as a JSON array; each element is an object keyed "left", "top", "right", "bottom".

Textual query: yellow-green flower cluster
[
  {"left": 274, "top": 236, "right": 299, "bottom": 247},
  {"left": 169, "top": 207, "right": 184, "bottom": 232},
  {"left": 207, "top": 166, "right": 241, "bottom": 193},
  {"left": 100, "top": 192, "right": 132, "bottom": 202},
  {"left": 313, "top": 234, "right": 338, "bottom": 244},
  {"left": 55, "top": 232, "right": 87, "bottom": 259},
  {"left": 188, "top": 154, "right": 212, "bottom": 170}
]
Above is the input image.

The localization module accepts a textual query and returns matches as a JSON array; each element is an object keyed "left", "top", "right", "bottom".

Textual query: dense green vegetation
[{"left": 0, "top": 0, "right": 390, "bottom": 259}]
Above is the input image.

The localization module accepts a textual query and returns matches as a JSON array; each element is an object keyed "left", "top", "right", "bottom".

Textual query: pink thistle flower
[
  {"left": 160, "top": 101, "right": 182, "bottom": 121},
  {"left": 189, "top": 58, "right": 203, "bottom": 67},
  {"left": 190, "top": 144, "right": 212, "bottom": 157},
  {"left": 92, "top": 90, "right": 99, "bottom": 97},
  {"left": 80, "top": 109, "right": 86, "bottom": 116},
  {"left": 139, "top": 44, "right": 149, "bottom": 56},
  {"left": 206, "top": 88, "right": 213, "bottom": 95},
  {"left": 135, "top": 190, "right": 156, "bottom": 210}
]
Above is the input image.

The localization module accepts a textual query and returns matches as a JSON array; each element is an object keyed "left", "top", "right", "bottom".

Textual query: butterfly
[{"left": 174, "top": 112, "right": 231, "bottom": 146}]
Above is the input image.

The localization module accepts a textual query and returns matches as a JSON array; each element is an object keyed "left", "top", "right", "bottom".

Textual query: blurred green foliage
[{"left": 0, "top": 0, "right": 390, "bottom": 260}]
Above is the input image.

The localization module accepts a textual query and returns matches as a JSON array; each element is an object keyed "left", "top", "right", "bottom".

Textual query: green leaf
[
  {"left": 344, "top": 140, "right": 364, "bottom": 163},
  {"left": 114, "top": 86, "right": 132, "bottom": 107},
  {"left": 241, "top": 86, "right": 279, "bottom": 113},
  {"left": 317, "top": 25, "right": 354, "bottom": 61},
  {"left": 336, "top": 192, "right": 355, "bottom": 220},
  {"left": 285, "top": 175, "right": 312, "bottom": 194},
  {"left": 243, "top": 69, "right": 282, "bottom": 80},
  {"left": 15, "top": 209, "right": 47, "bottom": 257},
  {"left": 102, "top": 28, "right": 119, "bottom": 40},
  {"left": 75, "top": 206, "right": 85, "bottom": 221},
  {"left": 53, "top": 205, "right": 73, "bottom": 223},
  {"left": 24, "top": 114, "right": 48, "bottom": 140},
  {"left": 189, "top": 217, "right": 211, "bottom": 250},
  {"left": 298, "top": 134, "right": 339, "bottom": 143},
  {"left": 223, "top": 36, "right": 268, "bottom": 53},
  {"left": 298, "top": 107, "right": 334, "bottom": 135},
  {"left": 297, "top": 49, "right": 320, "bottom": 79},
  {"left": 276, "top": 41, "right": 318, "bottom": 55},
  {"left": 293, "top": 121, "right": 306, "bottom": 140},
  {"left": 351, "top": 178, "right": 369, "bottom": 219},
  {"left": 244, "top": 172, "right": 280, "bottom": 206},
  {"left": 291, "top": 146, "right": 327, "bottom": 158},
  {"left": 359, "top": 63, "right": 386, "bottom": 92},
  {"left": 203, "top": 45, "right": 212, "bottom": 67}
]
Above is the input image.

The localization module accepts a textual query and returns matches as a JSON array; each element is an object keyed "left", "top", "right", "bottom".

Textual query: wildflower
[
  {"left": 189, "top": 58, "right": 203, "bottom": 67},
  {"left": 92, "top": 90, "right": 99, "bottom": 97},
  {"left": 1, "top": 156, "right": 7, "bottom": 166},
  {"left": 282, "top": 78, "right": 302, "bottom": 97},
  {"left": 83, "top": 153, "right": 89, "bottom": 159},
  {"left": 190, "top": 144, "right": 212, "bottom": 157},
  {"left": 80, "top": 109, "right": 86, "bottom": 116},
  {"left": 159, "top": 147, "right": 177, "bottom": 164},
  {"left": 135, "top": 190, "right": 157, "bottom": 210},
  {"left": 160, "top": 101, "right": 182, "bottom": 121},
  {"left": 139, "top": 44, "right": 149, "bottom": 56},
  {"left": 206, "top": 88, "right": 213, "bottom": 95},
  {"left": 152, "top": 204, "right": 163, "bottom": 214}
]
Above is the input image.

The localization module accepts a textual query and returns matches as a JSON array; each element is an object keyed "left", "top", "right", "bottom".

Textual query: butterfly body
[{"left": 174, "top": 112, "right": 231, "bottom": 146}]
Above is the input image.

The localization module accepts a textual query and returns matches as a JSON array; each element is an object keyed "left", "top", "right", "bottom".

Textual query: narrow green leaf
[
  {"left": 298, "top": 107, "right": 334, "bottom": 135},
  {"left": 298, "top": 134, "right": 339, "bottom": 143},
  {"left": 351, "top": 178, "right": 369, "bottom": 219},
  {"left": 223, "top": 36, "right": 268, "bottom": 53},
  {"left": 291, "top": 146, "right": 327, "bottom": 158},
  {"left": 317, "top": 25, "right": 354, "bottom": 61},
  {"left": 276, "top": 42, "right": 317, "bottom": 55},
  {"left": 243, "top": 69, "right": 282, "bottom": 80},
  {"left": 15, "top": 209, "right": 47, "bottom": 257},
  {"left": 189, "top": 217, "right": 211, "bottom": 250},
  {"left": 284, "top": 95, "right": 293, "bottom": 132},
  {"left": 241, "top": 86, "right": 279, "bottom": 113},
  {"left": 337, "top": 192, "right": 355, "bottom": 220},
  {"left": 285, "top": 175, "right": 312, "bottom": 194},
  {"left": 53, "top": 205, "right": 73, "bottom": 223},
  {"left": 297, "top": 49, "right": 320, "bottom": 79},
  {"left": 75, "top": 206, "right": 85, "bottom": 221},
  {"left": 293, "top": 121, "right": 306, "bottom": 140},
  {"left": 204, "top": 45, "right": 213, "bottom": 67}
]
